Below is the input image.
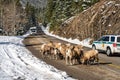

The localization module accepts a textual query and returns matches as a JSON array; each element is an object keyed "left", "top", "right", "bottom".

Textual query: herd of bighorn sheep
[{"left": 40, "top": 41, "right": 99, "bottom": 65}]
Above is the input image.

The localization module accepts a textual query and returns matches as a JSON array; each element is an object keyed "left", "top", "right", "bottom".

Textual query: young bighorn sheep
[
  {"left": 40, "top": 41, "right": 62, "bottom": 60},
  {"left": 40, "top": 43, "right": 52, "bottom": 59},
  {"left": 66, "top": 45, "right": 83, "bottom": 65},
  {"left": 50, "top": 42, "right": 62, "bottom": 60},
  {"left": 57, "top": 43, "right": 71, "bottom": 60},
  {"left": 81, "top": 50, "right": 99, "bottom": 65}
]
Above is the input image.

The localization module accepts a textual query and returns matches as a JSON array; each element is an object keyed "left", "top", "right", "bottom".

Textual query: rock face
[
  {"left": 54, "top": 0, "right": 120, "bottom": 40},
  {"left": 0, "top": 1, "right": 26, "bottom": 35}
]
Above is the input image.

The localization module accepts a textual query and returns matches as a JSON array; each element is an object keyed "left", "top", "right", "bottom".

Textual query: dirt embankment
[{"left": 54, "top": 0, "right": 120, "bottom": 40}]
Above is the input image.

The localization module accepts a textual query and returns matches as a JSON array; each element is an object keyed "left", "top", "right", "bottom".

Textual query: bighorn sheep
[
  {"left": 66, "top": 45, "right": 83, "bottom": 65},
  {"left": 81, "top": 50, "right": 99, "bottom": 65},
  {"left": 40, "top": 41, "right": 62, "bottom": 59}
]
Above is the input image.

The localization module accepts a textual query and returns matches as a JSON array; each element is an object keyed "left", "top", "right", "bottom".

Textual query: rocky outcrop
[{"left": 54, "top": 0, "right": 120, "bottom": 40}]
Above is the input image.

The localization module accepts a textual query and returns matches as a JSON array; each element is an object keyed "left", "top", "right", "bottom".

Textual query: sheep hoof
[{"left": 70, "top": 63, "right": 73, "bottom": 66}]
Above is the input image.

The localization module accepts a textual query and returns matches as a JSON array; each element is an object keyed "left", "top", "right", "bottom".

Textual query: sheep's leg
[
  {"left": 96, "top": 55, "right": 99, "bottom": 62},
  {"left": 70, "top": 57, "right": 73, "bottom": 65},
  {"left": 86, "top": 59, "right": 90, "bottom": 65},
  {"left": 50, "top": 54, "right": 52, "bottom": 60},
  {"left": 56, "top": 49, "right": 60, "bottom": 60},
  {"left": 52, "top": 54, "right": 54, "bottom": 60},
  {"left": 41, "top": 51, "right": 44, "bottom": 58},
  {"left": 54, "top": 54, "right": 57, "bottom": 60},
  {"left": 55, "top": 49, "right": 58, "bottom": 60},
  {"left": 55, "top": 52, "right": 58, "bottom": 60},
  {"left": 66, "top": 56, "right": 69, "bottom": 65},
  {"left": 55, "top": 54, "right": 58, "bottom": 60},
  {"left": 81, "top": 58, "right": 85, "bottom": 65},
  {"left": 39, "top": 49, "right": 42, "bottom": 53},
  {"left": 73, "top": 59, "right": 76, "bottom": 65},
  {"left": 90, "top": 57, "right": 94, "bottom": 64},
  {"left": 95, "top": 55, "right": 99, "bottom": 65},
  {"left": 58, "top": 53, "right": 62, "bottom": 60},
  {"left": 44, "top": 51, "right": 48, "bottom": 59},
  {"left": 50, "top": 53, "right": 52, "bottom": 59}
]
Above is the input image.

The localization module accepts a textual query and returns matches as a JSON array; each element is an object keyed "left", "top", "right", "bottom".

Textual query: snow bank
[
  {"left": 0, "top": 33, "right": 75, "bottom": 80},
  {"left": 41, "top": 26, "right": 92, "bottom": 48}
]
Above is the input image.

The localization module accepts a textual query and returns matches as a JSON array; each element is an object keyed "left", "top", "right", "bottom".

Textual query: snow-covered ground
[
  {"left": 41, "top": 26, "right": 92, "bottom": 48},
  {"left": 0, "top": 32, "right": 75, "bottom": 80}
]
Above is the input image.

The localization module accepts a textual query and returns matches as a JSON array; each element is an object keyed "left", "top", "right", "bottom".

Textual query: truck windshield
[
  {"left": 117, "top": 37, "right": 120, "bottom": 42},
  {"left": 31, "top": 29, "right": 36, "bottom": 32}
]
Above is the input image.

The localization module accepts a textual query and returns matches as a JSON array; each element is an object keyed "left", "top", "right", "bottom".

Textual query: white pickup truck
[{"left": 29, "top": 27, "right": 37, "bottom": 34}]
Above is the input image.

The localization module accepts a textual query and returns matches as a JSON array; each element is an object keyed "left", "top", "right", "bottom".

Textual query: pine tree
[
  {"left": 45, "top": 0, "right": 100, "bottom": 31},
  {"left": 25, "top": 2, "right": 37, "bottom": 29},
  {"left": 44, "top": 0, "right": 54, "bottom": 25}
]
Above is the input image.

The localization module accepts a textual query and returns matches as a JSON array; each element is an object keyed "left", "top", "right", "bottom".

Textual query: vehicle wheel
[
  {"left": 106, "top": 48, "right": 112, "bottom": 56},
  {"left": 92, "top": 45, "right": 96, "bottom": 50}
]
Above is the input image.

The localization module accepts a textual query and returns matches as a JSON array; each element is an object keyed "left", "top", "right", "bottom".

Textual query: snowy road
[{"left": 0, "top": 35, "right": 75, "bottom": 80}]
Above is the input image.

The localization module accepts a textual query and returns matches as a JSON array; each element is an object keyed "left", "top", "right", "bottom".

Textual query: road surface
[{"left": 23, "top": 29, "right": 120, "bottom": 80}]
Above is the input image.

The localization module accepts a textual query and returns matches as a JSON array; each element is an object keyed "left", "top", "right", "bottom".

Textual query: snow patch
[{"left": 41, "top": 26, "right": 92, "bottom": 48}]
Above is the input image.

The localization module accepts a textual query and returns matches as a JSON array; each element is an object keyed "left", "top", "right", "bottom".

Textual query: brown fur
[
  {"left": 81, "top": 50, "right": 99, "bottom": 65},
  {"left": 40, "top": 42, "right": 62, "bottom": 60},
  {"left": 65, "top": 44, "right": 83, "bottom": 65},
  {"left": 58, "top": 43, "right": 67, "bottom": 59},
  {"left": 40, "top": 43, "right": 52, "bottom": 59}
]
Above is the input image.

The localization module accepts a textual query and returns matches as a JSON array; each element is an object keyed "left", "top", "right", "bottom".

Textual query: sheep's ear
[{"left": 71, "top": 45, "right": 74, "bottom": 49}]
